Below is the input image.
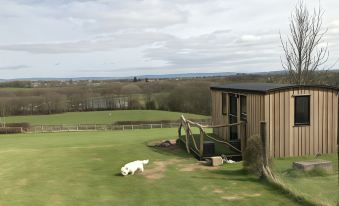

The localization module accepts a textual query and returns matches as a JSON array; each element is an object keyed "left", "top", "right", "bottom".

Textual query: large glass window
[{"left": 294, "top": 95, "right": 310, "bottom": 125}]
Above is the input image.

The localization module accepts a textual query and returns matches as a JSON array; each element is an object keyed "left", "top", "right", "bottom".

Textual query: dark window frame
[
  {"left": 294, "top": 95, "right": 311, "bottom": 126},
  {"left": 222, "top": 92, "right": 227, "bottom": 115},
  {"left": 240, "top": 95, "right": 247, "bottom": 122}
]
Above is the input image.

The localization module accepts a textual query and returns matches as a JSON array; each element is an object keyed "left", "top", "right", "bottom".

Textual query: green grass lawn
[
  {"left": 4, "top": 110, "right": 209, "bottom": 125},
  {"left": 0, "top": 129, "right": 304, "bottom": 206},
  {"left": 273, "top": 155, "right": 338, "bottom": 206}
]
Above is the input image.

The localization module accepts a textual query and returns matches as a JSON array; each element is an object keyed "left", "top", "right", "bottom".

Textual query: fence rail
[{"left": 26, "top": 119, "right": 211, "bottom": 133}]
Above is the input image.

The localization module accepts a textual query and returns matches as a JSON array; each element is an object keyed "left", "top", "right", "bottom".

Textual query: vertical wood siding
[
  {"left": 211, "top": 90, "right": 227, "bottom": 139},
  {"left": 265, "top": 88, "right": 338, "bottom": 157},
  {"left": 211, "top": 90, "right": 265, "bottom": 140}
]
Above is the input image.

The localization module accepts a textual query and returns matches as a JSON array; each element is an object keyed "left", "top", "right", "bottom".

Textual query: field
[
  {"left": 4, "top": 110, "right": 208, "bottom": 125},
  {"left": 0, "top": 129, "right": 304, "bottom": 206}
]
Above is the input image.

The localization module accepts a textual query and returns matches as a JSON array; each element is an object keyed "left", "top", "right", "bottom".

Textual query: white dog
[{"left": 121, "top": 160, "right": 149, "bottom": 176}]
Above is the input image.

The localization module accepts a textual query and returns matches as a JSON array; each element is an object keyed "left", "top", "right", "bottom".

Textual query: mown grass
[
  {"left": 4, "top": 110, "right": 208, "bottom": 125},
  {"left": 0, "top": 129, "right": 304, "bottom": 206},
  {"left": 273, "top": 154, "right": 338, "bottom": 206}
]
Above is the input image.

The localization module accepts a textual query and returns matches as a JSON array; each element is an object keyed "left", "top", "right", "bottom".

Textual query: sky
[{"left": 0, "top": 0, "right": 338, "bottom": 79}]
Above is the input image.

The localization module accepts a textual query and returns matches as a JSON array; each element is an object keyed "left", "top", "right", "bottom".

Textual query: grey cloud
[
  {"left": 0, "top": 65, "right": 29, "bottom": 70},
  {"left": 0, "top": 32, "right": 175, "bottom": 53},
  {"left": 143, "top": 30, "right": 282, "bottom": 71}
]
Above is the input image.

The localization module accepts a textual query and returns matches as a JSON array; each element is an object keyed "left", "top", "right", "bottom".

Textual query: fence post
[
  {"left": 77, "top": 124, "right": 79, "bottom": 131},
  {"left": 151, "top": 124, "right": 153, "bottom": 129},
  {"left": 161, "top": 123, "right": 163, "bottom": 129},
  {"left": 132, "top": 125, "right": 134, "bottom": 130},
  {"left": 260, "top": 121, "right": 268, "bottom": 167}
]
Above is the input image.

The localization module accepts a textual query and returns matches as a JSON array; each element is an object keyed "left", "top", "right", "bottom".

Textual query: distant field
[{"left": 4, "top": 110, "right": 209, "bottom": 125}]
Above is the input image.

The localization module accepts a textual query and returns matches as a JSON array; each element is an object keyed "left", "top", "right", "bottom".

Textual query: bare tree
[{"left": 280, "top": 1, "right": 334, "bottom": 85}]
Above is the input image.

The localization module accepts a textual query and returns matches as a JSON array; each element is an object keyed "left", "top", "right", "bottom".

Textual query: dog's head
[{"left": 121, "top": 166, "right": 129, "bottom": 176}]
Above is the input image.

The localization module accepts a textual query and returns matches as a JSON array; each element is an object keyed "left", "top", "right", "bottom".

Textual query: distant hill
[
  {"left": 0, "top": 72, "right": 238, "bottom": 82},
  {"left": 0, "top": 70, "right": 298, "bottom": 82}
]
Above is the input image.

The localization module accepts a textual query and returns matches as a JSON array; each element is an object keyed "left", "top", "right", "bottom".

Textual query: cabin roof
[{"left": 210, "top": 82, "right": 339, "bottom": 93}]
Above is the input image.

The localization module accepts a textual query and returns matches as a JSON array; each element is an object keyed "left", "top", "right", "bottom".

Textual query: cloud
[
  {"left": 143, "top": 30, "right": 281, "bottom": 72},
  {"left": 0, "top": 32, "right": 175, "bottom": 53},
  {"left": 0, "top": 65, "right": 29, "bottom": 70},
  {"left": 0, "top": 0, "right": 338, "bottom": 78}
]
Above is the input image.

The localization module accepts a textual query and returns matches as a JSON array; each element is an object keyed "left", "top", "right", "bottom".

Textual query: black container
[{"left": 203, "top": 141, "right": 215, "bottom": 157}]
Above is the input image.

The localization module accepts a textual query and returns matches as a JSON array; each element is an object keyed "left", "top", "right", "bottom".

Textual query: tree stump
[{"left": 292, "top": 160, "right": 332, "bottom": 171}]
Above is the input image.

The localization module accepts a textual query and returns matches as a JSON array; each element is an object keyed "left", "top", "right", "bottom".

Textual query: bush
[
  {"left": 243, "top": 135, "right": 264, "bottom": 177},
  {"left": 0, "top": 127, "right": 23, "bottom": 134},
  {"left": 6, "top": 122, "right": 30, "bottom": 131},
  {"left": 128, "top": 98, "right": 143, "bottom": 109}
]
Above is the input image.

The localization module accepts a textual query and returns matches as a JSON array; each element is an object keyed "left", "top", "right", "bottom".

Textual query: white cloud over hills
[{"left": 0, "top": 0, "right": 338, "bottom": 78}]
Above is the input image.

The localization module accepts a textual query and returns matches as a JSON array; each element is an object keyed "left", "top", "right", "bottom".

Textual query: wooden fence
[
  {"left": 27, "top": 119, "right": 211, "bottom": 133},
  {"left": 178, "top": 115, "right": 245, "bottom": 159}
]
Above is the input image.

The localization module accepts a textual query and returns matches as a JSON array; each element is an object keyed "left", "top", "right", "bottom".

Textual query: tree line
[{"left": 1, "top": 71, "right": 339, "bottom": 117}]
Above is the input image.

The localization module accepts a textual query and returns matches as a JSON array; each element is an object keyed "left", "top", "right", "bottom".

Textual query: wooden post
[
  {"left": 185, "top": 126, "right": 190, "bottom": 153},
  {"left": 240, "top": 122, "right": 247, "bottom": 155},
  {"left": 178, "top": 123, "right": 182, "bottom": 139},
  {"left": 260, "top": 121, "right": 268, "bottom": 167},
  {"left": 237, "top": 95, "right": 241, "bottom": 140},
  {"left": 199, "top": 129, "right": 204, "bottom": 158}
]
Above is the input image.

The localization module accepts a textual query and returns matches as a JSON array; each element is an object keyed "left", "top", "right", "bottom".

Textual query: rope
[
  {"left": 179, "top": 115, "right": 243, "bottom": 155},
  {"left": 187, "top": 123, "right": 200, "bottom": 152},
  {"left": 203, "top": 132, "right": 241, "bottom": 153}
]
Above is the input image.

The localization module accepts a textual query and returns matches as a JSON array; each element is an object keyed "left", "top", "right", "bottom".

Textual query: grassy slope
[
  {"left": 4, "top": 110, "right": 208, "bottom": 125},
  {"left": 0, "top": 129, "right": 302, "bottom": 206},
  {"left": 273, "top": 155, "right": 338, "bottom": 206}
]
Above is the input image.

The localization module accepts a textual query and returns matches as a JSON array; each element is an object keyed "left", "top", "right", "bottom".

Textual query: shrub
[
  {"left": 128, "top": 98, "right": 143, "bottom": 109},
  {"left": 243, "top": 135, "right": 264, "bottom": 177},
  {"left": 6, "top": 122, "right": 30, "bottom": 131},
  {"left": 0, "top": 127, "right": 23, "bottom": 134}
]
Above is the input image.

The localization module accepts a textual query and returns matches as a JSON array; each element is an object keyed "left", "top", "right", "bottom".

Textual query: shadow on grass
[{"left": 114, "top": 172, "right": 124, "bottom": 177}]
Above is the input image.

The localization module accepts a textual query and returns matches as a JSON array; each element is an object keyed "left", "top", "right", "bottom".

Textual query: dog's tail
[{"left": 142, "top": 160, "right": 149, "bottom": 165}]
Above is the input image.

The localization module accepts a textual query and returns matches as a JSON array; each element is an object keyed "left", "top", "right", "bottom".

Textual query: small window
[
  {"left": 294, "top": 95, "right": 310, "bottom": 125},
  {"left": 222, "top": 93, "right": 227, "bottom": 115}
]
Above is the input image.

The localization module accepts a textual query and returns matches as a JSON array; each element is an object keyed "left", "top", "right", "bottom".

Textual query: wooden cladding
[
  {"left": 211, "top": 87, "right": 338, "bottom": 157},
  {"left": 211, "top": 90, "right": 264, "bottom": 141},
  {"left": 265, "top": 88, "right": 338, "bottom": 157}
]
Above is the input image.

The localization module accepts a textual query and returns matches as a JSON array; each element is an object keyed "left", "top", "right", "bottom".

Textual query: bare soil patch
[
  {"left": 212, "top": 187, "right": 261, "bottom": 201},
  {"left": 143, "top": 159, "right": 182, "bottom": 180},
  {"left": 221, "top": 195, "right": 243, "bottom": 200},
  {"left": 179, "top": 162, "right": 220, "bottom": 172},
  {"left": 143, "top": 158, "right": 219, "bottom": 180}
]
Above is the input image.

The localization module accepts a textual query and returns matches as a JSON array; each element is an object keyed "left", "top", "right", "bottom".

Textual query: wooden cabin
[{"left": 211, "top": 83, "right": 339, "bottom": 158}]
